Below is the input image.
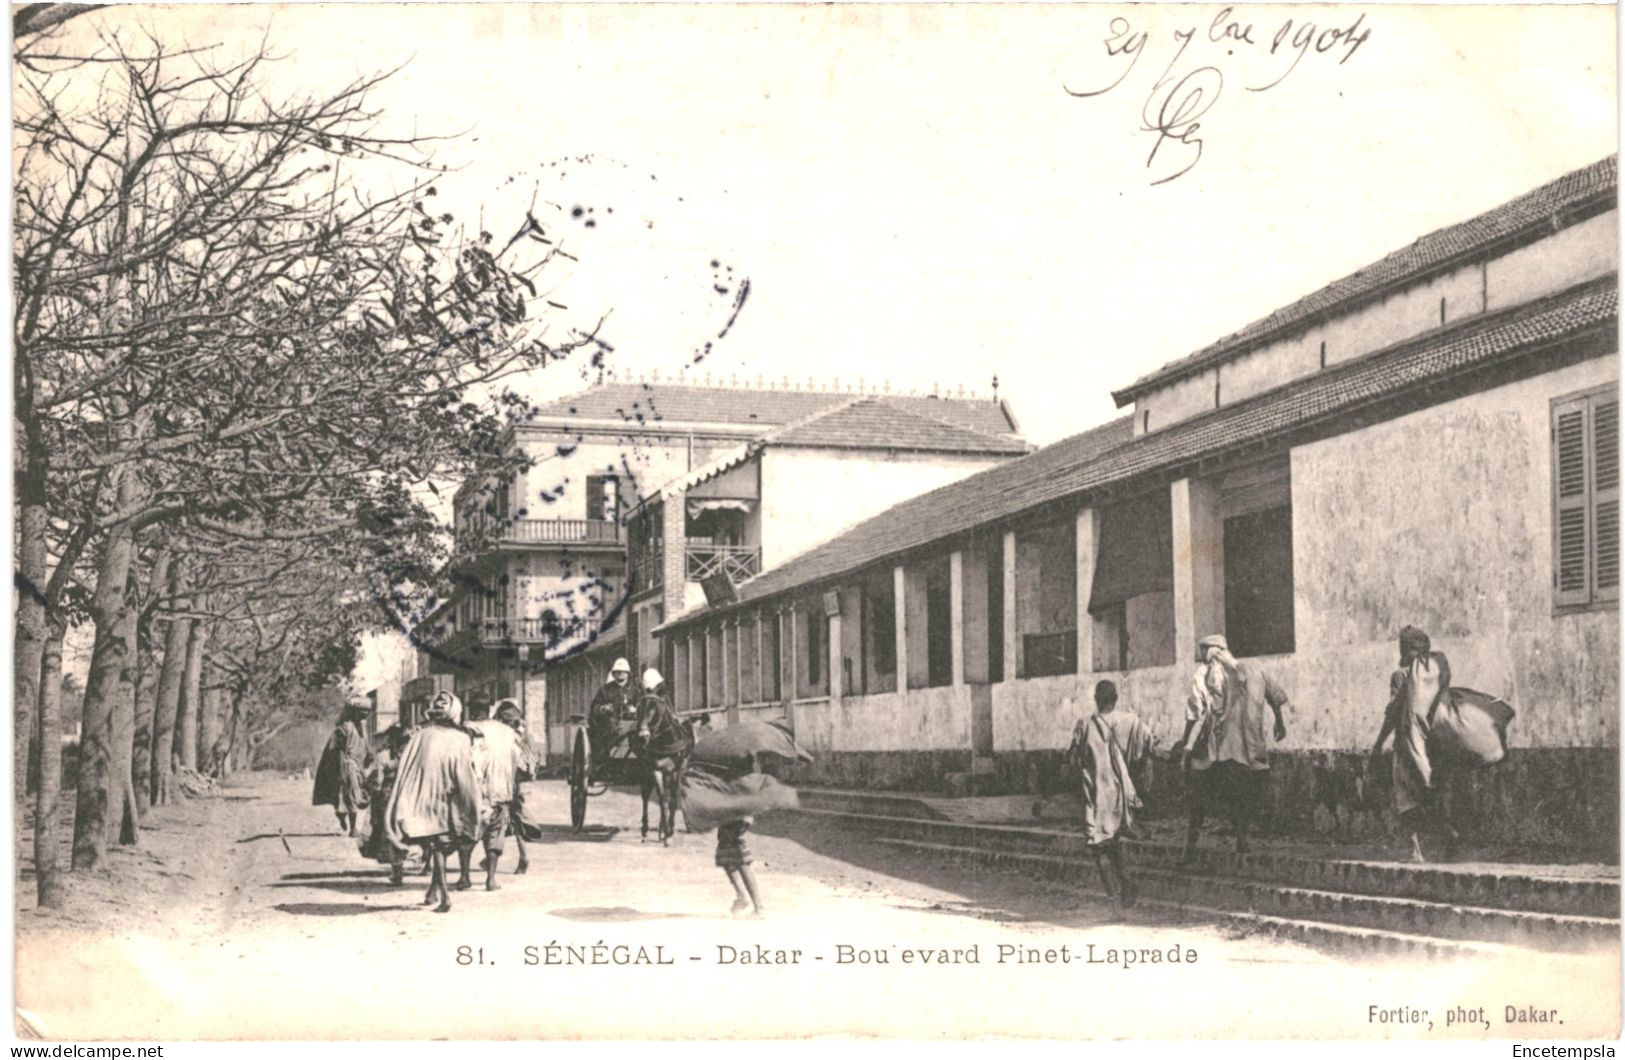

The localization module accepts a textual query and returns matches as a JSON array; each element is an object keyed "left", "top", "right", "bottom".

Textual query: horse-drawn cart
[{"left": 564, "top": 713, "right": 642, "bottom": 831}]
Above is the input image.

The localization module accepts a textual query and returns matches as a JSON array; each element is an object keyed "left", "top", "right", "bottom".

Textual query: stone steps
[
  {"left": 877, "top": 837, "right": 1522, "bottom": 961},
  {"left": 785, "top": 806, "right": 1620, "bottom": 952},
  {"left": 789, "top": 804, "right": 1620, "bottom": 918}
]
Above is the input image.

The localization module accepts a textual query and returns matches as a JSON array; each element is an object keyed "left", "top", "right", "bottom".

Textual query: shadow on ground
[
  {"left": 273, "top": 902, "right": 399, "bottom": 917},
  {"left": 238, "top": 832, "right": 355, "bottom": 844},
  {"left": 267, "top": 878, "right": 404, "bottom": 896},
  {"left": 755, "top": 813, "right": 1165, "bottom": 931},
  {"left": 547, "top": 906, "right": 697, "bottom": 922},
  {"left": 517, "top": 824, "right": 622, "bottom": 845}
]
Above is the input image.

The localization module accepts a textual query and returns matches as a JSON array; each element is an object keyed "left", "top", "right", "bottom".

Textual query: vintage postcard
[{"left": 10, "top": 0, "right": 1621, "bottom": 1044}]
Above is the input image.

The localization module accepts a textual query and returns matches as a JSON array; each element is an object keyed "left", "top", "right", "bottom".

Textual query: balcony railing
[
  {"left": 630, "top": 545, "right": 665, "bottom": 594},
  {"left": 502, "top": 519, "right": 623, "bottom": 545},
  {"left": 481, "top": 615, "right": 607, "bottom": 646},
  {"left": 685, "top": 542, "right": 760, "bottom": 584}
]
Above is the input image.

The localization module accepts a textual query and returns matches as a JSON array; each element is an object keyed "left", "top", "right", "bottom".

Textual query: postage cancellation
[{"left": 9, "top": 0, "right": 1621, "bottom": 1044}]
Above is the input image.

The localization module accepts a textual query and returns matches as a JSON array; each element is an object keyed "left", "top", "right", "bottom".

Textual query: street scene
[
  {"left": 10, "top": 1, "right": 1621, "bottom": 1045},
  {"left": 15, "top": 773, "right": 1621, "bottom": 1040}
]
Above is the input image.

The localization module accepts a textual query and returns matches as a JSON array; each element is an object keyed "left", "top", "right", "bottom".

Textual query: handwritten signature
[{"left": 1065, "top": 8, "right": 1373, "bottom": 186}]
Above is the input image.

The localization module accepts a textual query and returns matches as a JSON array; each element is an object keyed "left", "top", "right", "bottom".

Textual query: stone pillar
[
  {"left": 892, "top": 565, "right": 909, "bottom": 697},
  {"left": 949, "top": 551, "right": 965, "bottom": 687},
  {"left": 687, "top": 633, "right": 700, "bottom": 713},
  {"left": 522, "top": 672, "right": 547, "bottom": 759},
  {"left": 661, "top": 496, "right": 688, "bottom": 624},
  {"left": 1171, "top": 477, "right": 1226, "bottom": 667},
  {"left": 904, "top": 567, "right": 930, "bottom": 690},
  {"left": 839, "top": 587, "right": 863, "bottom": 697},
  {"left": 730, "top": 619, "right": 743, "bottom": 724},
  {"left": 960, "top": 546, "right": 991, "bottom": 684},
  {"left": 672, "top": 635, "right": 688, "bottom": 713},
  {"left": 718, "top": 619, "right": 731, "bottom": 714},
  {"left": 1002, "top": 530, "right": 1019, "bottom": 682},
  {"left": 782, "top": 605, "right": 797, "bottom": 703},
  {"left": 827, "top": 592, "right": 844, "bottom": 705},
  {"left": 1075, "top": 506, "right": 1100, "bottom": 674}
]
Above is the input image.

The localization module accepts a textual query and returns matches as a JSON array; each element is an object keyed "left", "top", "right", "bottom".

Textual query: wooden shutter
[
  {"left": 1553, "top": 397, "right": 1591, "bottom": 607},
  {"left": 1593, "top": 397, "right": 1619, "bottom": 603},
  {"left": 585, "top": 476, "right": 605, "bottom": 521}
]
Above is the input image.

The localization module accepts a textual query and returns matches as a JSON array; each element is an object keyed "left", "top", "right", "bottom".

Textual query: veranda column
[{"left": 1170, "top": 477, "right": 1225, "bottom": 667}]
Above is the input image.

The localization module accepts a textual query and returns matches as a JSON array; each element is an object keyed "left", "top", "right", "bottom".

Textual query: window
[
  {"left": 586, "top": 475, "right": 620, "bottom": 522},
  {"left": 1223, "top": 506, "right": 1295, "bottom": 656},
  {"left": 802, "top": 611, "right": 819, "bottom": 686},
  {"left": 763, "top": 613, "right": 782, "bottom": 703},
  {"left": 796, "top": 601, "right": 825, "bottom": 699},
  {"left": 867, "top": 585, "right": 896, "bottom": 684},
  {"left": 926, "top": 571, "right": 953, "bottom": 687},
  {"left": 1219, "top": 458, "right": 1295, "bottom": 658},
  {"left": 1553, "top": 387, "right": 1619, "bottom": 609}
]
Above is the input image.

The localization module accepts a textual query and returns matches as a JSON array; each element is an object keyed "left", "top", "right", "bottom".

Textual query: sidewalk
[{"left": 793, "top": 786, "right": 1622, "bottom": 879}]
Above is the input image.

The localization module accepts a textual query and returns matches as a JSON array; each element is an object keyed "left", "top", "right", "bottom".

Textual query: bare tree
[{"left": 15, "top": 16, "right": 597, "bottom": 878}]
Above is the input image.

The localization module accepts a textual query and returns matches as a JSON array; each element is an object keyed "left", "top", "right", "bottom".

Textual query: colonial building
[
  {"left": 624, "top": 397, "right": 1032, "bottom": 676},
  {"left": 655, "top": 156, "right": 1620, "bottom": 847},
  {"left": 412, "top": 380, "right": 1023, "bottom": 758}
]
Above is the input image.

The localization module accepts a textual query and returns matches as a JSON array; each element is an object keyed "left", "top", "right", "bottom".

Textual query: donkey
[{"left": 633, "top": 691, "right": 694, "bottom": 846}]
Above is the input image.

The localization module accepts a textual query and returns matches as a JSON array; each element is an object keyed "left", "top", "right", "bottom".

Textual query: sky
[
  {"left": 54, "top": 2, "right": 1620, "bottom": 443},
  {"left": 35, "top": 2, "right": 1619, "bottom": 689}
]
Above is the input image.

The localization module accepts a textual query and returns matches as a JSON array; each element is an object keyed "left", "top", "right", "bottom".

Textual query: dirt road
[{"left": 14, "top": 773, "right": 1618, "bottom": 1040}]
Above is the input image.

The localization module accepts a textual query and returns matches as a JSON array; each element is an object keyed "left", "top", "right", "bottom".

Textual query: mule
[{"left": 633, "top": 692, "right": 693, "bottom": 846}]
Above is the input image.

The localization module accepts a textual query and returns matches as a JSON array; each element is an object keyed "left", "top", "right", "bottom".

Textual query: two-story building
[
  {"left": 412, "top": 380, "right": 1023, "bottom": 759},
  {"left": 655, "top": 156, "right": 1620, "bottom": 849}
]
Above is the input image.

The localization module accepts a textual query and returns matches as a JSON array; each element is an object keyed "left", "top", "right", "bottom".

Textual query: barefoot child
[
  {"left": 681, "top": 720, "right": 814, "bottom": 918},
  {"left": 717, "top": 816, "right": 762, "bottom": 916}
]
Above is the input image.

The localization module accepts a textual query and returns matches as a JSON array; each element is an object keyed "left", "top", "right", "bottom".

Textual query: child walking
[
  {"left": 680, "top": 721, "right": 814, "bottom": 918},
  {"left": 717, "top": 816, "right": 763, "bottom": 916}
]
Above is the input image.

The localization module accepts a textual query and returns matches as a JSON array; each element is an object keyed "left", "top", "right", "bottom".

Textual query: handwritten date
[{"left": 1065, "top": 8, "right": 1373, "bottom": 186}]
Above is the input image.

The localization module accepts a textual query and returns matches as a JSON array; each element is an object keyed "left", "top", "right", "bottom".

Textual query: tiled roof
[
  {"left": 523, "top": 382, "right": 1019, "bottom": 437},
  {"left": 639, "top": 398, "right": 1027, "bottom": 505},
  {"left": 1113, "top": 156, "right": 1618, "bottom": 405},
  {"left": 664, "top": 278, "right": 1616, "bottom": 631},
  {"left": 765, "top": 397, "right": 1031, "bottom": 455}
]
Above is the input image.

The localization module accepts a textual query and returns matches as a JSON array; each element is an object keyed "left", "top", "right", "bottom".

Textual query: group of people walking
[
  {"left": 312, "top": 659, "right": 792, "bottom": 918},
  {"left": 1067, "top": 626, "right": 1514, "bottom": 915},
  {"left": 314, "top": 691, "right": 531, "bottom": 912}
]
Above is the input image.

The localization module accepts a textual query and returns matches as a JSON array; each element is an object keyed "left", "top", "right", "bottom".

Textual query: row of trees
[{"left": 13, "top": 8, "right": 592, "bottom": 906}]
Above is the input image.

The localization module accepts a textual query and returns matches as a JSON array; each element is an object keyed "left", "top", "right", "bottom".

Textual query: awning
[
  {"left": 687, "top": 498, "right": 755, "bottom": 518},
  {"left": 1088, "top": 491, "right": 1174, "bottom": 613}
]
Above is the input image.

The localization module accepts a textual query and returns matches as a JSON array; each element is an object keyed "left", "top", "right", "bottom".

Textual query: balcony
[
  {"left": 685, "top": 542, "right": 760, "bottom": 584},
  {"left": 630, "top": 545, "right": 665, "bottom": 595},
  {"left": 501, "top": 519, "right": 623, "bottom": 546},
  {"left": 481, "top": 615, "right": 608, "bottom": 646}
]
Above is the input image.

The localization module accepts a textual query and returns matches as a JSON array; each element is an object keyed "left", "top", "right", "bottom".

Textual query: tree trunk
[
  {"left": 71, "top": 522, "right": 136, "bottom": 871},
  {"left": 178, "top": 619, "right": 209, "bottom": 774},
  {"left": 15, "top": 452, "right": 48, "bottom": 806},
  {"left": 150, "top": 558, "right": 191, "bottom": 806},
  {"left": 215, "top": 690, "right": 247, "bottom": 779},
  {"left": 131, "top": 644, "right": 157, "bottom": 817},
  {"left": 35, "top": 622, "right": 66, "bottom": 909},
  {"left": 130, "top": 552, "right": 167, "bottom": 818},
  {"left": 115, "top": 599, "right": 140, "bottom": 846},
  {"left": 199, "top": 683, "right": 222, "bottom": 778}
]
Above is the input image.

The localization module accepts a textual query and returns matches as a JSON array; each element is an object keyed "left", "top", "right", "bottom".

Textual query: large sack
[
  {"left": 679, "top": 769, "right": 799, "bottom": 833},
  {"left": 1429, "top": 687, "right": 1515, "bottom": 768}
]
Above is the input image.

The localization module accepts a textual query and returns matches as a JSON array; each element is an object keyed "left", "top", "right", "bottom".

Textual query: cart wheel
[{"left": 570, "top": 731, "right": 589, "bottom": 832}]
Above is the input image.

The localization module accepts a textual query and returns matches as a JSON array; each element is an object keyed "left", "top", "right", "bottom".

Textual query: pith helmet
[
  {"left": 642, "top": 668, "right": 665, "bottom": 691},
  {"left": 611, "top": 657, "right": 632, "bottom": 674}
]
